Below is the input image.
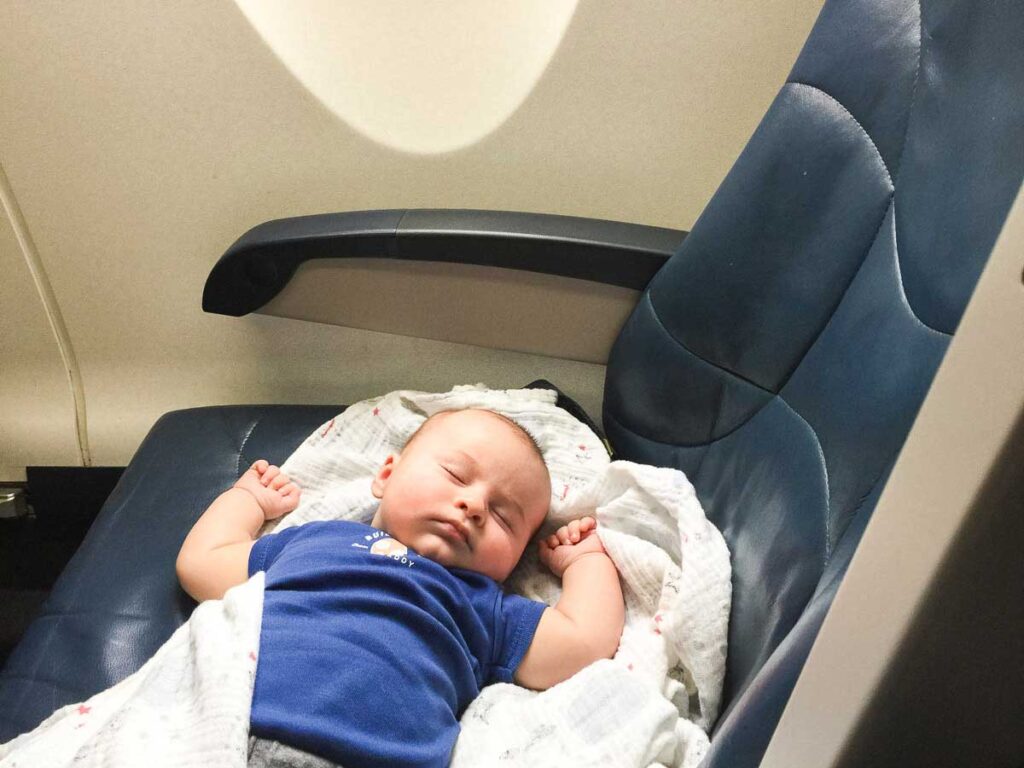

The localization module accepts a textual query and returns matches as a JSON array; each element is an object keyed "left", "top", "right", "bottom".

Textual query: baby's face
[{"left": 370, "top": 409, "right": 551, "bottom": 582}]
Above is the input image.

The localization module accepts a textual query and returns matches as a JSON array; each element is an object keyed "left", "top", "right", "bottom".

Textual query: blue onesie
[{"left": 247, "top": 520, "right": 547, "bottom": 768}]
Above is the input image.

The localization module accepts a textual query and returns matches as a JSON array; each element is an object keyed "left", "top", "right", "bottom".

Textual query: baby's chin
[
  {"left": 413, "top": 537, "right": 507, "bottom": 579},
  {"left": 407, "top": 533, "right": 461, "bottom": 567}
]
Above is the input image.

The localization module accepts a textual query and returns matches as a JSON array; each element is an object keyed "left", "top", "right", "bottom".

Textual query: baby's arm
[
  {"left": 175, "top": 460, "right": 300, "bottom": 602},
  {"left": 514, "top": 517, "right": 625, "bottom": 691}
]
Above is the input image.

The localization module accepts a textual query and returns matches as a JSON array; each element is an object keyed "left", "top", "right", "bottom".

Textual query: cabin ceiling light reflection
[{"left": 234, "top": 0, "right": 578, "bottom": 154}]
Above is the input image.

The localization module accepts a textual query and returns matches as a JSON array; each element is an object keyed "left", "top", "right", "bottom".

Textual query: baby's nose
[{"left": 457, "top": 495, "right": 486, "bottom": 521}]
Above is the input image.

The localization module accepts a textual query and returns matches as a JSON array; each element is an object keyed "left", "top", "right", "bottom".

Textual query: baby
[{"left": 176, "top": 408, "right": 625, "bottom": 768}]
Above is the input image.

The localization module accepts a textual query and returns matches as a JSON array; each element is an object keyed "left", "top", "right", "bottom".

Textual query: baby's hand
[
  {"left": 233, "top": 460, "right": 301, "bottom": 521},
  {"left": 537, "top": 516, "right": 607, "bottom": 578}
]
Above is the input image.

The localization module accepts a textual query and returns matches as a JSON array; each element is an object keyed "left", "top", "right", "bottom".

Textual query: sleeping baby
[{"left": 175, "top": 407, "right": 626, "bottom": 768}]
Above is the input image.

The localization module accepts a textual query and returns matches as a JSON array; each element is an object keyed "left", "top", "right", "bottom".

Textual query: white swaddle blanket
[{"left": 0, "top": 385, "right": 731, "bottom": 768}]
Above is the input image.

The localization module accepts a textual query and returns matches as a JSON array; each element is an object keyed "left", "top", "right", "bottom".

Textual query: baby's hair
[{"left": 404, "top": 408, "right": 546, "bottom": 466}]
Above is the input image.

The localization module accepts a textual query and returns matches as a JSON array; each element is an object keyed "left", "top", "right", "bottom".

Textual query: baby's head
[{"left": 369, "top": 408, "right": 551, "bottom": 582}]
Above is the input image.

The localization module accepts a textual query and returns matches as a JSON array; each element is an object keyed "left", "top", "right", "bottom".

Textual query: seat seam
[
  {"left": 605, "top": 387, "right": 766, "bottom": 451},
  {"left": 607, "top": 399, "right": 831, "bottom": 565},
  {"left": 236, "top": 419, "right": 260, "bottom": 475},
  {"left": 826, "top": 464, "right": 890, "bottom": 566},
  {"left": 775, "top": 399, "right": 832, "bottom": 564},
  {"left": 890, "top": 201, "right": 950, "bottom": 337},
  {"left": 626, "top": 293, "right": 780, "bottom": 447},
  {"left": 775, "top": 196, "right": 894, "bottom": 393},
  {"left": 21, "top": 609, "right": 157, "bottom": 621},
  {"left": 649, "top": 82, "right": 898, "bottom": 399},
  {"left": 642, "top": 292, "right": 776, "bottom": 396},
  {"left": 889, "top": 0, "right": 939, "bottom": 331},
  {"left": 892, "top": 0, "right": 924, "bottom": 188},
  {"left": 785, "top": 81, "right": 894, "bottom": 191}
]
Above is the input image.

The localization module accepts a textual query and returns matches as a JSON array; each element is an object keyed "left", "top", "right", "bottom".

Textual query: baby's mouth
[{"left": 436, "top": 520, "right": 470, "bottom": 549}]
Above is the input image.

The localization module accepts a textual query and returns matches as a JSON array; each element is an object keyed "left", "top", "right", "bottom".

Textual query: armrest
[{"left": 202, "top": 209, "right": 686, "bottom": 316}]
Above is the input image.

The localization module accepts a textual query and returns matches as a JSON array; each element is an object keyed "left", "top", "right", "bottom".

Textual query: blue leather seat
[
  {"left": 2, "top": 0, "right": 1021, "bottom": 763},
  {"left": 605, "top": 0, "right": 1022, "bottom": 762}
]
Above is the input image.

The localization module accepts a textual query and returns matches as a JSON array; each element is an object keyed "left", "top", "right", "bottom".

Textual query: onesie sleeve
[
  {"left": 487, "top": 592, "right": 548, "bottom": 685},
  {"left": 248, "top": 524, "right": 306, "bottom": 577}
]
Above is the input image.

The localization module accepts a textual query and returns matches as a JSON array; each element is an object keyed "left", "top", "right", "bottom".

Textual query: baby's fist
[
  {"left": 234, "top": 460, "right": 301, "bottom": 520},
  {"left": 538, "top": 516, "right": 606, "bottom": 577}
]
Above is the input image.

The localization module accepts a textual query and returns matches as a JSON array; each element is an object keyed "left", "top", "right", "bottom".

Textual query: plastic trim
[{"left": 202, "top": 209, "right": 686, "bottom": 316}]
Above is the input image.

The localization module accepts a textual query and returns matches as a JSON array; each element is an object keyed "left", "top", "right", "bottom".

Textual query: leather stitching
[
  {"left": 606, "top": 400, "right": 831, "bottom": 564},
  {"left": 892, "top": 0, "right": 924, "bottom": 188},
  {"left": 889, "top": 0, "right": 936, "bottom": 330},
  {"left": 775, "top": 399, "right": 832, "bottom": 563},
  {"left": 20, "top": 608, "right": 154, "bottom": 620},
  {"left": 889, "top": 201, "right": 950, "bottom": 337},
  {"left": 775, "top": 195, "right": 894, "bottom": 393},
  {"left": 625, "top": 294, "right": 774, "bottom": 447},
  {"left": 642, "top": 292, "right": 775, "bottom": 396},
  {"left": 236, "top": 419, "right": 260, "bottom": 475},
  {"left": 785, "top": 81, "right": 895, "bottom": 191}
]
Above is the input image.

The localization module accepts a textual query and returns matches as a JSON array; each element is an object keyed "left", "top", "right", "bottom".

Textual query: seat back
[{"left": 603, "top": 0, "right": 1023, "bottom": 763}]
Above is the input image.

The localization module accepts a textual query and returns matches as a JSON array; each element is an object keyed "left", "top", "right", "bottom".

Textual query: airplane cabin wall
[{"left": 0, "top": 1, "right": 825, "bottom": 481}]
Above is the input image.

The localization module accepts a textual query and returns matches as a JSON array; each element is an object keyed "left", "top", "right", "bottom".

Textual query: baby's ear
[{"left": 370, "top": 454, "right": 399, "bottom": 498}]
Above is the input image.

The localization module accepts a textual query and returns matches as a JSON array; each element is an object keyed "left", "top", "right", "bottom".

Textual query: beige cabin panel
[
  {"left": 0, "top": 0, "right": 824, "bottom": 469},
  {"left": 258, "top": 259, "right": 642, "bottom": 364},
  {"left": 81, "top": 314, "right": 608, "bottom": 467}
]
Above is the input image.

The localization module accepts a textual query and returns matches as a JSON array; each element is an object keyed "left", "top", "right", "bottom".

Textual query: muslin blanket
[{"left": 0, "top": 384, "right": 731, "bottom": 768}]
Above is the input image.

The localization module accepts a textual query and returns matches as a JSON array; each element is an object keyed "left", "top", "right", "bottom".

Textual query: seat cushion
[{"left": 0, "top": 405, "right": 342, "bottom": 741}]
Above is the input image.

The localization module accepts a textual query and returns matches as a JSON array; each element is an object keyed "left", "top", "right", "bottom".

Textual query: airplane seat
[
  {"left": 0, "top": 406, "right": 344, "bottom": 742},
  {"left": 1, "top": 0, "right": 1022, "bottom": 763},
  {"left": 603, "top": 0, "right": 1023, "bottom": 763}
]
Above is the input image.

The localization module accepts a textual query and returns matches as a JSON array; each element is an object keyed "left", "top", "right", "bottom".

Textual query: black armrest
[{"left": 202, "top": 209, "right": 686, "bottom": 317}]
